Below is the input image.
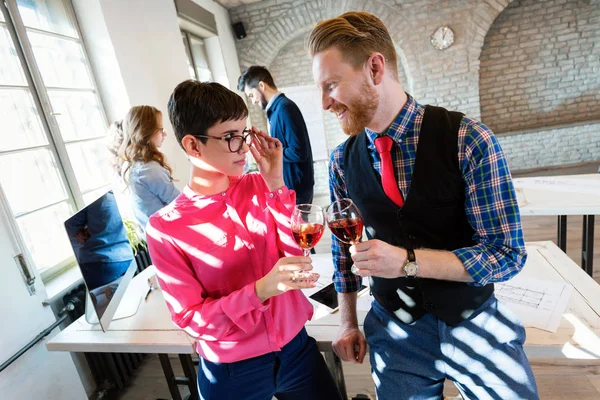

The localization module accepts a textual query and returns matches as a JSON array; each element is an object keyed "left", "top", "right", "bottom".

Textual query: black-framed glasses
[{"left": 195, "top": 128, "right": 253, "bottom": 153}]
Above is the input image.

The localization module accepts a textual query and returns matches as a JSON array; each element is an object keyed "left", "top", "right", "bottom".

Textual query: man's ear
[
  {"left": 258, "top": 81, "right": 266, "bottom": 92},
  {"left": 182, "top": 134, "right": 201, "bottom": 158},
  {"left": 368, "top": 52, "right": 386, "bottom": 86}
]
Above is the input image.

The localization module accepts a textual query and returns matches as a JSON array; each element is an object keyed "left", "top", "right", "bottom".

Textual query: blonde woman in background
[{"left": 119, "top": 106, "right": 180, "bottom": 230}]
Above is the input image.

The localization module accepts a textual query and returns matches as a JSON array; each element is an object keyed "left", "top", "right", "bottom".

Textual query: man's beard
[
  {"left": 331, "top": 81, "right": 378, "bottom": 136},
  {"left": 259, "top": 92, "right": 268, "bottom": 110}
]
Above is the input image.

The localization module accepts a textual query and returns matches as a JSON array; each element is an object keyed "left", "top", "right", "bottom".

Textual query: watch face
[
  {"left": 431, "top": 26, "right": 454, "bottom": 50},
  {"left": 404, "top": 262, "right": 418, "bottom": 277}
]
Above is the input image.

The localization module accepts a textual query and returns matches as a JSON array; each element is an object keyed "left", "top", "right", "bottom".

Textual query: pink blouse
[{"left": 146, "top": 173, "right": 313, "bottom": 362}]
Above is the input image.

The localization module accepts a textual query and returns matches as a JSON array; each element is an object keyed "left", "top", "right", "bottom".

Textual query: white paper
[
  {"left": 513, "top": 177, "right": 600, "bottom": 196},
  {"left": 495, "top": 274, "right": 572, "bottom": 333}
]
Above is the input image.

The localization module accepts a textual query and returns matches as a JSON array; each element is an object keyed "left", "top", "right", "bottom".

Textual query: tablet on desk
[{"left": 309, "top": 282, "right": 368, "bottom": 313}]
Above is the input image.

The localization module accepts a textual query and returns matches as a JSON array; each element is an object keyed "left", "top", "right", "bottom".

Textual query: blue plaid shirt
[{"left": 329, "top": 94, "right": 527, "bottom": 293}]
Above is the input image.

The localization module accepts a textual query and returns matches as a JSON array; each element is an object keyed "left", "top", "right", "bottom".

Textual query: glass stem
[{"left": 303, "top": 248, "right": 310, "bottom": 257}]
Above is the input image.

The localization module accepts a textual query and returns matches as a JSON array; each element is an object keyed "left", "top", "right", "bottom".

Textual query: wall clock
[{"left": 431, "top": 26, "right": 454, "bottom": 50}]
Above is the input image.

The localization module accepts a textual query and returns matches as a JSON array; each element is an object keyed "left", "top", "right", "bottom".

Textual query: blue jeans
[
  {"left": 197, "top": 328, "right": 343, "bottom": 400},
  {"left": 365, "top": 295, "right": 539, "bottom": 400}
]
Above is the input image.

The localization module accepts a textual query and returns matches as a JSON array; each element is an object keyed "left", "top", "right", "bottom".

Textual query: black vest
[{"left": 344, "top": 105, "right": 494, "bottom": 326}]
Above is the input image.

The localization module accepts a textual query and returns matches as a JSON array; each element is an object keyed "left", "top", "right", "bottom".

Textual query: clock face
[{"left": 431, "top": 26, "right": 454, "bottom": 50}]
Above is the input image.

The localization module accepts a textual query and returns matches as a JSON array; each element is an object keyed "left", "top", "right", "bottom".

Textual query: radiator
[
  {"left": 134, "top": 245, "right": 152, "bottom": 274},
  {"left": 62, "top": 247, "right": 152, "bottom": 395}
]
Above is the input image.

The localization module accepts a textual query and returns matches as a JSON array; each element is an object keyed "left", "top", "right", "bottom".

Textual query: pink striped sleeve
[{"left": 146, "top": 217, "right": 268, "bottom": 340}]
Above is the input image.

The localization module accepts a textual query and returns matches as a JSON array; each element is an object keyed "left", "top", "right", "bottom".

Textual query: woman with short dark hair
[{"left": 146, "top": 80, "right": 342, "bottom": 400}]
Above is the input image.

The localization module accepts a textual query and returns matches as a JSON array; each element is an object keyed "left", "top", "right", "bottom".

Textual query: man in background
[{"left": 238, "top": 66, "right": 315, "bottom": 204}]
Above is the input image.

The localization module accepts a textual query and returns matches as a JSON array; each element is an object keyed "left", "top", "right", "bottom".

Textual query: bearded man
[{"left": 309, "top": 11, "right": 540, "bottom": 400}]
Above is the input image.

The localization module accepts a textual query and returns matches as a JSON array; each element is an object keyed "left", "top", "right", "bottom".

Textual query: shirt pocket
[{"left": 189, "top": 230, "right": 230, "bottom": 292}]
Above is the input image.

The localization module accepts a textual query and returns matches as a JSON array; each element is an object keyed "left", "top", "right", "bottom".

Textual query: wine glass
[
  {"left": 291, "top": 204, "right": 325, "bottom": 283},
  {"left": 291, "top": 204, "right": 325, "bottom": 256},
  {"left": 325, "top": 198, "right": 364, "bottom": 275}
]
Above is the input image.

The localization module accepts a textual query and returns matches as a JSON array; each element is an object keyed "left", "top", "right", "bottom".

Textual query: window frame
[
  {"left": 0, "top": 0, "right": 109, "bottom": 282},
  {"left": 181, "top": 29, "right": 212, "bottom": 82}
]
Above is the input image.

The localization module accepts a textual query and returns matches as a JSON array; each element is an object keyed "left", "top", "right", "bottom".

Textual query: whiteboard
[{"left": 279, "top": 85, "right": 328, "bottom": 161}]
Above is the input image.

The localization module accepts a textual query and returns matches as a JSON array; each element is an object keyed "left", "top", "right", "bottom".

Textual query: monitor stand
[
  {"left": 85, "top": 289, "right": 142, "bottom": 324},
  {"left": 84, "top": 260, "right": 142, "bottom": 331}
]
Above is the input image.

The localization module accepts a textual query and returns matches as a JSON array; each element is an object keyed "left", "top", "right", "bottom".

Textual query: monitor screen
[{"left": 64, "top": 190, "right": 138, "bottom": 331}]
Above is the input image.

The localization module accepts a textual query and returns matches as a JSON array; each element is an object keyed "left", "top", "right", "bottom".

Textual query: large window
[
  {"left": 0, "top": 0, "right": 109, "bottom": 281},
  {"left": 181, "top": 30, "right": 212, "bottom": 82}
]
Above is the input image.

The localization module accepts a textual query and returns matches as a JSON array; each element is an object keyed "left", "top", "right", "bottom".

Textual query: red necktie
[{"left": 374, "top": 136, "right": 404, "bottom": 207}]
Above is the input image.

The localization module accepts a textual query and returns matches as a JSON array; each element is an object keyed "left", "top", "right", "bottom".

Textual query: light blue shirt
[{"left": 127, "top": 161, "right": 180, "bottom": 229}]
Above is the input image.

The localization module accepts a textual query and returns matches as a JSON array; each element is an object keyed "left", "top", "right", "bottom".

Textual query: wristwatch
[{"left": 403, "top": 249, "right": 418, "bottom": 278}]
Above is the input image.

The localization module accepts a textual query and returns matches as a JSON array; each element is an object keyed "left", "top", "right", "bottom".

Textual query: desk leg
[
  {"left": 557, "top": 215, "right": 567, "bottom": 252},
  {"left": 159, "top": 354, "right": 182, "bottom": 400},
  {"left": 324, "top": 350, "right": 348, "bottom": 399},
  {"left": 582, "top": 215, "right": 595, "bottom": 277},
  {"left": 179, "top": 354, "right": 198, "bottom": 400}
]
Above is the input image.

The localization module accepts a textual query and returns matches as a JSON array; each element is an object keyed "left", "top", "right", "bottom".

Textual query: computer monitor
[{"left": 64, "top": 190, "right": 140, "bottom": 332}]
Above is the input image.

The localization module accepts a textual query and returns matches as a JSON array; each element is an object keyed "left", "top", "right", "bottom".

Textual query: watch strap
[
  {"left": 406, "top": 248, "right": 416, "bottom": 263},
  {"left": 404, "top": 248, "right": 417, "bottom": 280}
]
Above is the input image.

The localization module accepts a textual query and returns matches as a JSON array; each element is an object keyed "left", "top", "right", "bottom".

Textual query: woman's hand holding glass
[
  {"left": 249, "top": 127, "right": 285, "bottom": 192},
  {"left": 254, "top": 256, "right": 319, "bottom": 302}
]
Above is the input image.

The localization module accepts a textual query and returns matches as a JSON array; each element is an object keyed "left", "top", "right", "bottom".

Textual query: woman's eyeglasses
[{"left": 195, "top": 129, "right": 253, "bottom": 153}]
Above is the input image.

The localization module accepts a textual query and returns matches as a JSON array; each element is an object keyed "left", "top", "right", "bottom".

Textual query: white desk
[
  {"left": 514, "top": 173, "right": 600, "bottom": 275},
  {"left": 306, "top": 242, "right": 600, "bottom": 398},
  {"left": 48, "top": 242, "right": 600, "bottom": 398},
  {"left": 47, "top": 267, "right": 194, "bottom": 355},
  {"left": 307, "top": 242, "right": 600, "bottom": 362},
  {"left": 47, "top": 267, "right": 198, "bottom": 399}
]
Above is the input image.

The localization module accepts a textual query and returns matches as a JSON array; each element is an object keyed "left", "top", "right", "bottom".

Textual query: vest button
[{"left": 425, "top": 302, "right": 435, "bottom": 309}]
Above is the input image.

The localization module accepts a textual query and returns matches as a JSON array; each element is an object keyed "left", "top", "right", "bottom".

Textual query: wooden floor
[{"left": 111, "top": 164, "right": 600, "bottom": 400}]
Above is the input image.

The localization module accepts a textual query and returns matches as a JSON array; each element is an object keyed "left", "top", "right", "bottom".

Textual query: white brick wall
[
  {"left": 498, "top": 121, "right": 600, "bottom": 171},
  {"left": 231, "top": 0, "right": 600, "bottom": 196},
  {"left": 480, "top": 0, "right": 600, "bottom": 133}
]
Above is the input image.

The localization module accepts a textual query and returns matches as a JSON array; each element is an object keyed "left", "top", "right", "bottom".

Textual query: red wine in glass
[
  {"left": 327, "top": 218, "right": 363, "bottom": 245},
  {"left": 326, "top": 198, "right": 364, "bottom": 275},
  {"left": 292, "top": 223, "right": 325, "bottom": 252}
]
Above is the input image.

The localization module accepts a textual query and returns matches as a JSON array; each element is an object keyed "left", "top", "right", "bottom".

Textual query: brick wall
[
  {"left": 498, "top": 121, "right": 600, "bottom": 171},
  {"left": 480, "top": 0, "right": 600, "bottom": 133},
  {"left": 230, "top": 0, "right": 600, "bottom": 195}
]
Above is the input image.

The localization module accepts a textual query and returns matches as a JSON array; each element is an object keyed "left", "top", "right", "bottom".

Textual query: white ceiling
[{"left": 215, "top": 0, "right": 263, "bottom": 9}]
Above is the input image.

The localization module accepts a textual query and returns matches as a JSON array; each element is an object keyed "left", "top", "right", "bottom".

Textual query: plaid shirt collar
[{"left": 365, "top": 93, "right": 419, "bottom": 147}]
